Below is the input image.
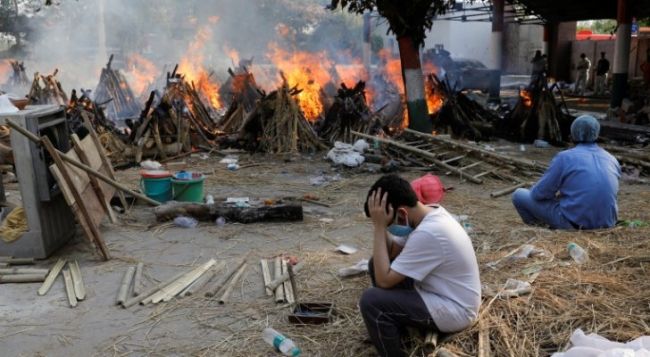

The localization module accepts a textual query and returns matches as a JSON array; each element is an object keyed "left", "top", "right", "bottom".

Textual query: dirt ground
[{"left": 1, "top": 143, "right": 649, "bottom": 356}]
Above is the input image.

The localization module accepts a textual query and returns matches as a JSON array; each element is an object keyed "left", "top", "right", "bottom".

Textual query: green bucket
[
  {"left": 171, "top": 174, "right": 205, "bottom": 202},
  {"left": 140, "top": 171, "right": 173, "bottom": 203}
]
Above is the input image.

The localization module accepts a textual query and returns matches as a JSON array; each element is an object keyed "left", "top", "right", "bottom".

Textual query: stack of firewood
[
  {"left": 317, "top": 81, "right": 380, "bottom": 143},
  {"left": 240, "top": 77, "right": 326, "bottom": 153},
  {"left": 94, "top": 55, "right": 142, "bottom": 121},
  {"left": 430, "top": 74, "right": 496, "bottom": 141},
  {"left": 28, "top": 69, "right": 68, "bottom": 105},
  {"left": 218, "top": 66, "right": 263, "bottom": 133}
]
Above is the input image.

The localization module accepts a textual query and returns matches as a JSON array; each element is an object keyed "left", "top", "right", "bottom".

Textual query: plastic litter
[
  {"left": 173, "top": 216, "right": 198, "bottom": 228},
  {"left": 140, "top": 160, "right": 163, "bottom": 170},
  {"left": 215, "top": 216, "right": 226, "bottom": 227},
  {"left": 326, "top": 142, "right": 365, "bottom": 167},
  {"left": 338, "top": 259, "right": 369, "bottom": 277},
  {"left": 551, "top": 329, "right": 650, "bottom": 357}
]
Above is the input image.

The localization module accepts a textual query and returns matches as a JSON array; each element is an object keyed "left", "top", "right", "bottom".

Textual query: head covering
[
  {"left": 571, "top": 115, "right": 600, "bottom": 143},
  {"left": 411, "top": 174, "right": 445, "bottom": 205}
]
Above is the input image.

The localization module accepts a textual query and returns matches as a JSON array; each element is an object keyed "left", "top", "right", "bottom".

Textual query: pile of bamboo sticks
[
  {"left": 260, "top": 257, "right": 303, "bottom": 305},
  {"left": 119, "top": 256, "right": 250, "bottom": 308},
  {"left": 28, "top": 69, "right": 68, "bottom": 105}
]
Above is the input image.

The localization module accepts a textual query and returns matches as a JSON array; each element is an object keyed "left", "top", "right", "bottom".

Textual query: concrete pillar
[
  {"left": 543, "top": 25, "right": 550, "bottom": 56},
  {"left": 611, "top": 0, "right": 632, "bottom": 108},
  {"left": 491, "top": 0, "right": 505, "bottom": 70},
  {"left": 489, "top": 0, "right": 504, "bottom": 100}
]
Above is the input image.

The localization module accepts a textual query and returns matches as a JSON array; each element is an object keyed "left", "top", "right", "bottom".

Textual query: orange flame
[
  {"left": 224, "top": 46, "right": 240, "bottom": 67},
  {"left": 178, "top": 25, "right": 222, "bottom": 109},
  {"left": 520, "top": 89, "right": 533, "bottom": 108},
  {"left": 126, "top": 54, "right": 158, "bottom": 97},
  {"left": 267, "top": 43, "right": 333, "bottom": 122}
]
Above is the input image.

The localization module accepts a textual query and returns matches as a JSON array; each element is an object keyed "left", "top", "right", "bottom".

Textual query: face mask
[{"left": 387, "top": 213, "right": 413, "bottom": 237}]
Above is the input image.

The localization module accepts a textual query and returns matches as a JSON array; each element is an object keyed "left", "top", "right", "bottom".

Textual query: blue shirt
[{"left": 531, "top": 144, "right": 621, "bottom": 229}]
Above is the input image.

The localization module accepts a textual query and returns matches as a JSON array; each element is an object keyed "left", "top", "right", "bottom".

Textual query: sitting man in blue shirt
[{"left": 512, "top": 115, "right": 621, "bottom": 230}]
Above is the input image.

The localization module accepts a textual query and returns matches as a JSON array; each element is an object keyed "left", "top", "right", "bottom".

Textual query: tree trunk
[{"left": 397, "top": 35, "right": 431, "bottom": 133}]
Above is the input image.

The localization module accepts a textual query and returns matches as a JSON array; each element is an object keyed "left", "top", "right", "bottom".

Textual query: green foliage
[{"left": 328, "top": 0, "right": 459, "bottom": 46}]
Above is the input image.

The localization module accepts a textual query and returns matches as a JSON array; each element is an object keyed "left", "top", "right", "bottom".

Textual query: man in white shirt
[{"left": 361, "top": 174, "right": 481, "bottom": 357}]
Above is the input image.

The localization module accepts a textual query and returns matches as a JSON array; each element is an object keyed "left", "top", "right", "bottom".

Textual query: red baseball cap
[{"left": 411, "top": 174, "right": 445, "bottom": 204}]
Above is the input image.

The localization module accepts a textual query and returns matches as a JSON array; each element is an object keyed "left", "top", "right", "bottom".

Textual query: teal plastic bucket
[
  {"left": 141, "top": 176, "right": 173, "bottom": 203},
  {"left": 171, "top": 174, "right": 205, "bottom": 202}
]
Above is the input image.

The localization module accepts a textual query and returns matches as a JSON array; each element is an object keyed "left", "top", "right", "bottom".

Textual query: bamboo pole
[
  {"left": 123, "top": 271, "right": 185, "bottom": 308},
  {"left": 6, "top": 119, "right": 161, "bottom": 207},
  {"left": 0, "top": 257, "right": 34, "bottom": 265},
  {"left": 218, "top": 263, "right": 248, "bottom": 305},
  {"left": 490, "top": 182, "right": 528, "bottom": 198},
  {"left": 182, "top": 270, "right": 216, "bottom": 297},
  {"left": 273, "top": 257, "right": 285, "bottom": 303},
  {"left": 116, "top": 266, "right": 136, "bottom": 305},
  {"left": 149, "top": 259, "right": 217, "bottom": 303},
  {"left": 62, "top": 269, "right": 77, "bottom": 307},
  {"left": 132, "top": 262, "right": 144, "bottom": 296},
  {"left": 0, "top": 268, "right": 49, "bottom": 275},
  {"left": 281, "top": 259, "right": 294, "bottom": 304},
  {"left": 287, "top": 263, "right": 299, "bottom": 304},
  {"left": 266, "top": 262, "right": 304, "bottom": 291},
  {"left": 205, "top": 258, "right": 247, "bottom": 297},
  {"left": 38, "top": 259, "right": 66, "bottom": 295},
  {"left": 260, "top": 259, "right": 273, "bottom": 296},
  {"left": 69, "top": 261, "right": 86, "bottom": 301},
  {"left": 404, "top": 128, "right": 549, "bottom": 171},
  {"left": 351, "top": 131, "right": 484, "bottom": 184},
  {"left": 0, "top": 274, "right": 47, "bottom": 283}
]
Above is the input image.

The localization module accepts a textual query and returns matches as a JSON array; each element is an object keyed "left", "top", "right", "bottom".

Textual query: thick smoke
[{"left": 18, "top": 0, "right": 361, "bottom": 96}]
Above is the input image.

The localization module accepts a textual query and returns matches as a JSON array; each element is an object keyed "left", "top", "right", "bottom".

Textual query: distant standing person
[
  {"left": 574, "top": 53, "right": 591, "bottom": 96},
  {"left": 641, "top": 48, "right": 650, "bottom": 90},
  {"left": 594, "top": 52, "right": 610, "bottom": 96},
  {"left": 530, "top": 50, "right": 547, "bottom": 87}
]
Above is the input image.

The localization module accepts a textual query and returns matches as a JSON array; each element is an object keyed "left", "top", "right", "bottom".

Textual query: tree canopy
[{"left": 327, "top": 0, "right": 458, "bottom": 46}]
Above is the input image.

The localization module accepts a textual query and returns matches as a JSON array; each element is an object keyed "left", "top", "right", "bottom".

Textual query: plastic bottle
[
  {"left": 262, "top": 328, "right": 301, "bottom": 356},
  {"left": 567, "top": 242, "right": 588, "bottom": 264},
  {"left": 215, "top": 216, "right": 226, "bottom": 227},
  {"left": 173, "top": 216, "right": 198, "bottom": 228}
]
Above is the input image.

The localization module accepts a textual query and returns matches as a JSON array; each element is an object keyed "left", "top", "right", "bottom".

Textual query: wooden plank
[
  {"left": 43, "top": 137, "right": 110, "bottom": 261},
  {"left": 442, "top": 155, "right": 466, "bottom": 164},
  {"left": 274, "top": 257, "right": 285, "bottom": 303},
  {"left": 81, "top": 112, "right": 128, "bottom": 209},
  {"left": 71, "top": 134, "right": 116, "bottom": 223},
  {"left": 459, "top": 161, "right": 484, "bottom": 171},
  {"left": 38, "top": 259, "right": 66, "bottom": 296}
]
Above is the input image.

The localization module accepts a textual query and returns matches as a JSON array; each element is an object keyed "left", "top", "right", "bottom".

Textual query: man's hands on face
[{"left": 368, "top": 189, "right": 394, "bottom": 230}]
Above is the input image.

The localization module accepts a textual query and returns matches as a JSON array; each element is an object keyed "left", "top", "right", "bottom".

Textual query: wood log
[
  {"left": 153, "top": 201, "right": 303, "bottom": 223},
  {"left": 38, "top": 259, "right": 66, "bottom": 295}
]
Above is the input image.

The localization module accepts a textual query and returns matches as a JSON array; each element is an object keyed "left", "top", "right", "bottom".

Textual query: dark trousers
[{"left": 360, "top": 258, "right": 438, "bottom": 357}]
